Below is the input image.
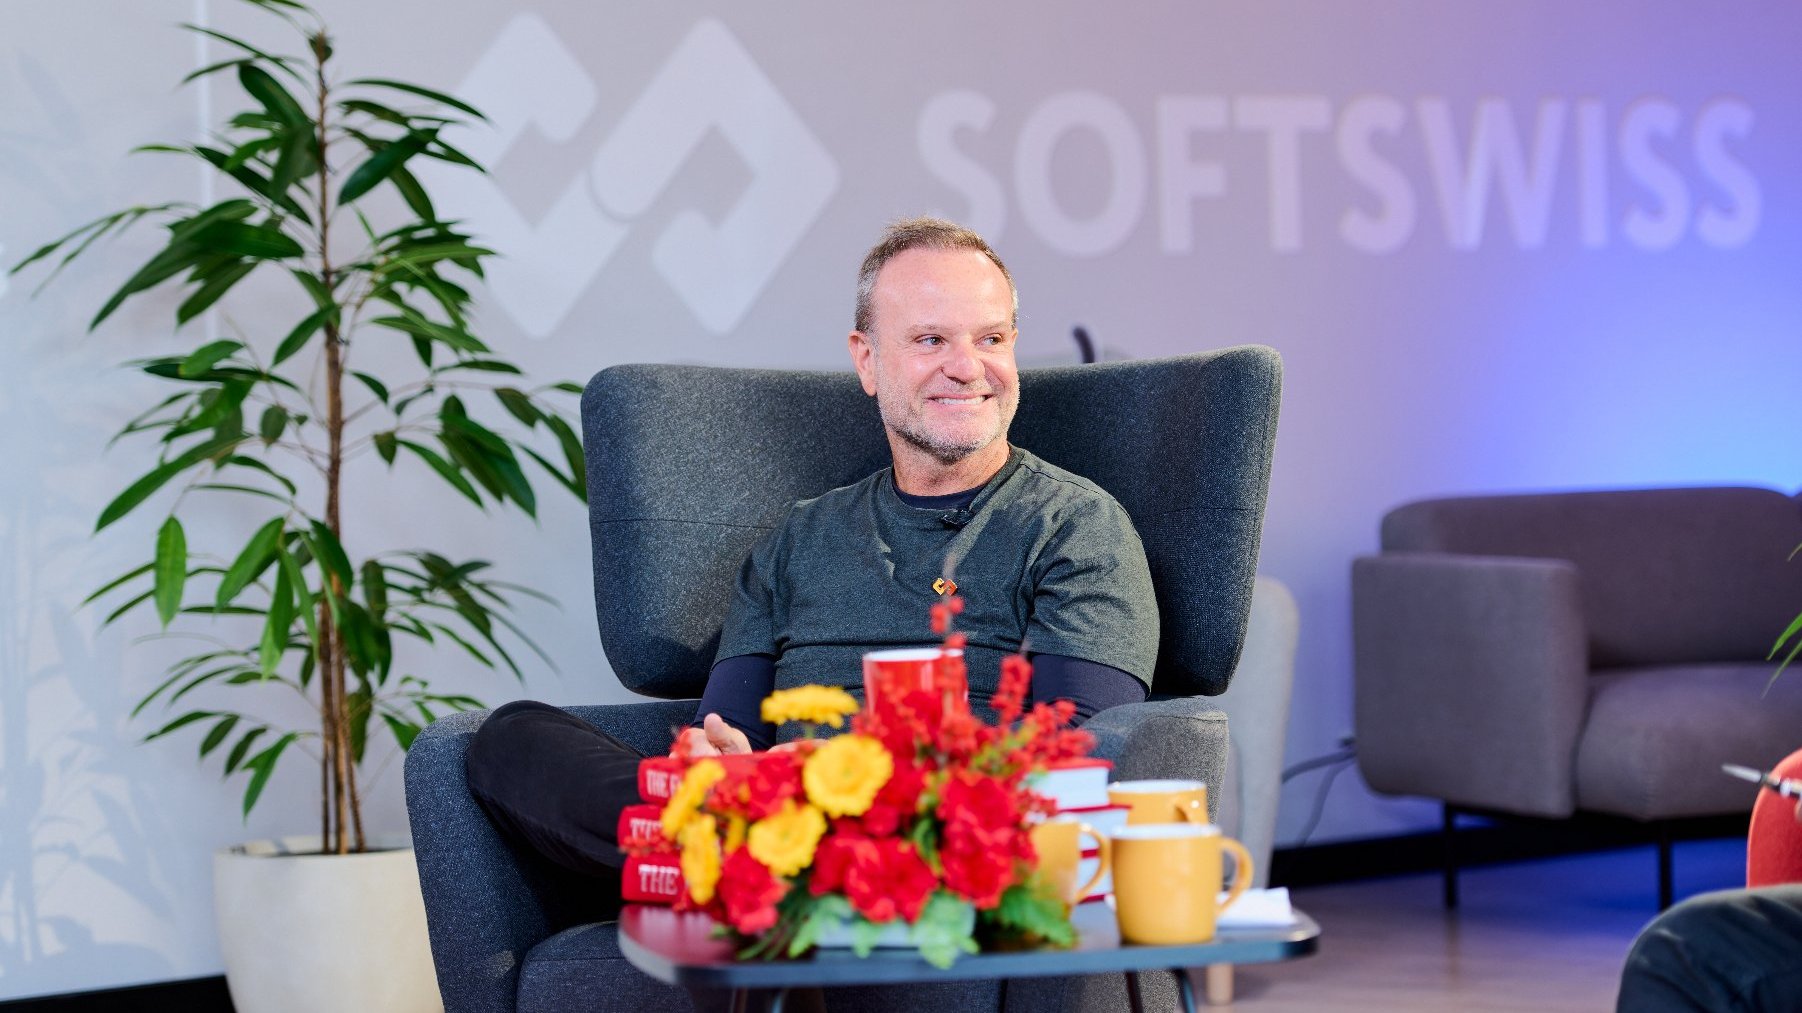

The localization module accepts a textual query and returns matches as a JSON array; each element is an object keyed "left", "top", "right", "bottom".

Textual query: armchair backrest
[
  {"left": 581, "top": 345, "right": 1282, "bottom": 698},
  {"left": 1382, "top": 486, "right": 1802, "bottom": 667}
]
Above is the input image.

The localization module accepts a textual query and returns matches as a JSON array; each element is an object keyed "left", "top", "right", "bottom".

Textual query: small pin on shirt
[{"left": 933, "top": 578, "right": 958, "bottom": 596}]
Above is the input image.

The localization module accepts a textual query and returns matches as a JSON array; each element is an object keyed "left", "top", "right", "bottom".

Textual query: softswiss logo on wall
[{"left": 417, "top": 16, "right": 840, "bottom": 338}]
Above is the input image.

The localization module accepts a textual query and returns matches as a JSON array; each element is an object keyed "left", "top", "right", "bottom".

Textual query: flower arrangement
[{"left": 651, "top": 596, "right": 1096, "bottom": 967}]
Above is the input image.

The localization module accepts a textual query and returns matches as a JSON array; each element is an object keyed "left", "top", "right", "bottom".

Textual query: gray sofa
[
  {"left": 1353, "top": 486, "right": 1802, "bottom": 908},
  {"left": 404, "top": 347, "right": 1282, "bottom": 1012}
]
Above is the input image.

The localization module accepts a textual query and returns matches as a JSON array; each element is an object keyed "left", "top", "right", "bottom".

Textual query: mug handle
[
  {"left": 1218, "top": 837, "right": 1254, "bottom": 912},
  {"left": 1177, "top": 797, "right": 1209, "bottom": 824},
  {"left": 1072, "top": 823, "right": 1110, "bottom": 901}
]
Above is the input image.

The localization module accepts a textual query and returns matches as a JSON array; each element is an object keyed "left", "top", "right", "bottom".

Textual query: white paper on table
[{"left": 1216, "top": 887, "right": 1298, "bottom": 928}]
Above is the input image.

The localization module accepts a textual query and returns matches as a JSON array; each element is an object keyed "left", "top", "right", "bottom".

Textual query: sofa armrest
[
  {"left": 1083, "top": 698, "right": 1230, "bottom": 823},
  {"left": 1352, "top": 552, "right": 1588, "bottom": 817},
  {"left": 403, "top": 699, "right": 698, "bottom": 1013}
]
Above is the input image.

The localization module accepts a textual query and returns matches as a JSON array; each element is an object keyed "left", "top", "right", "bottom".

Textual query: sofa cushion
[
  {"left": 1382, "top": 487, "right": 1802, "bottom": 667},
  {"left": 519, "top": 922, "right": 702, "bottom": 1013},
  {"left": 1575, "top": 663, "right": 1802, "bottom": 820}
]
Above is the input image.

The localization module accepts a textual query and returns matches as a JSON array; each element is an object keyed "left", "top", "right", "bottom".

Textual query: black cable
[{"left": 1071, "top": 325, "right": 1096, "bottom": 364}]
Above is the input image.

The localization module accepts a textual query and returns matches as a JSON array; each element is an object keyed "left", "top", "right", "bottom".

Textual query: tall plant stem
[{"left": 312, "top": 33, "right": 355, "bottom": 856}]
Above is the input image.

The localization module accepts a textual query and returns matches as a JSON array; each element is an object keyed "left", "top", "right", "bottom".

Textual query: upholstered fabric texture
[
  {"left": 582, "top": 347, "right": 1282, "bottom": 699},
  {"left": 1381, "top": 486, "right": 1802, "bottom": 668}
]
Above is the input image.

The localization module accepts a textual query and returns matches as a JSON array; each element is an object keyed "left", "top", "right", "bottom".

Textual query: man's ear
[{"left": 848, "top": 330, "right": 878, "bottom": 396}]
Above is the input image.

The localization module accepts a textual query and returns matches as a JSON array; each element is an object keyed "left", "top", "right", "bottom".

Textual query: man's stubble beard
[{"left": 877, "top": 386, "right": 1018, "bottom": 467}]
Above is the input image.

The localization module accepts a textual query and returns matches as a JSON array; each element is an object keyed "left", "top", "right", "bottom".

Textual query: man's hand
[{"left": 672, "top": 713, "right": 753, "bottom": 757}]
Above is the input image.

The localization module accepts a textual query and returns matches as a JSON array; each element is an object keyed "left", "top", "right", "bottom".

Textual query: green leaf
[
  {"left": 102, "top": 589, "right": 156, "bottom": 627},
  {"left": 241, "top": 732, "right": 300, "bottom": 819},
  {"left": 97, "top": 434, "right": 239, "bottom": 531},
  {"left": 180, "top": 340, "right": 244, "bottom": 378},
  {"left": 308, "top": 521, "right": 354, "bottom": 589},
  {"left": 389, "top": 165, "right": 436, "bottom": 221},
  {"left": 220, "top": 454, "right": 299, "bottom": 496},
  {"left": 191, "top": 145, "right": 311, "bottom": 223},
  {"left": 545, "top": 414, "right": 586, "bottom": 497},
  {"left": 181, "top": 56, "right": 252, "bottom": 85},
  {"left": 381, "top": 713, "right": 421, "bottom": 751},
  {"left": 362, "top": 559, "right": 389, "bottom": 616},
  {"left": 91, "top": 238, "right": 207, "bottom": 328},
  {"left": 373, "top": 431, "right": 398, "bottom": 464},
  {"left": 339, "top": 130, "right": 434, "bottom": 205},
  {"left": 521, "top": 447, "right": 581, "bottom": 500},
  {"left": 197, "top": 221, "right": 305, "bottom": 260},
  {"left": 259, "top": 564, "right": 293, "bottom": 677},
  {"left": 144, "top": 709, "right": 217, "bottom": 743},
  {"left": 494, "top": 388, "right": 539, "bottom": 428},
  {"left": 153, "top": 516, "right": 187, "bottom": 627},
  {"left": 272, "top": 304, "right": 336, "bottom": 366},
  {"left": 992, "top": 882, "right": 1077, "bottom": 947},
  {"left": 199, "top": 714, "right": 240, "bottom": 758},
  {"left": 181, "top": 24, "right": 303, "bottom": 80},
  {"left": 352, "top": 372, "right": 390, "bottom": 404},
  {"left": 223, "top": 726, "right": 269, "bottom": 774},
  {"left": 259, "top": 405, "right": 288, "bottom": 444},
  {"left": 167, "top": 199, "right": 258, "bottom": 243},
  {"left": 910, "top": 893, "right": 979, "bottom": 970},
  {"left": 347, "top": 686, "right": 374, "bottom": 762},
  {"left": 83, "top": 561, "right": 154, "bottom": 607},
  {"left": 435, "top": 359, "right": 520, "bottom": 375},
  {"left": 237, "top": 62, "right": 309, "bottom": 126},
  {"left": 398, "top": 439, "right": 482, "bottom": 505},
  {"left": 176, "top": 259, "right": 257, "bottom": 324},
  {"left": 275, "top": 537, "right": 320, "bottom": 644},
  {"left": 346, "top": 78, "right": 487, "bottom": 121},
  {"left": 217, "top": 517, "right": 284, "bottom": 608}
]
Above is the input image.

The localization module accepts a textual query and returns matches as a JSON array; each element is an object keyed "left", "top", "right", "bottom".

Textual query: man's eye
[{"left": 917, "top": 335, "right": 943, "bottom": 345}]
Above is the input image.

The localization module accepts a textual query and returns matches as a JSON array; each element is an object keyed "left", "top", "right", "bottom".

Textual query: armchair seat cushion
[
  {"left": 1575, "top": 663, "right": 1802, "bottom": 820},
  {"left": 519, "top": 923, "right": 694, "bottom": 1013}
]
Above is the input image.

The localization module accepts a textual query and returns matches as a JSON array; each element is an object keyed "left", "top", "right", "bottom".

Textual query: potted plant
[{"left": 10, "top": 1, "right": 580, "bottom": 1009}]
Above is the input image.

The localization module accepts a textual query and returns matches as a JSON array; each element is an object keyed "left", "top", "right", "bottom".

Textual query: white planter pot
[{"left": 214, "top": 835, "right": 442, "bottom": 1013}]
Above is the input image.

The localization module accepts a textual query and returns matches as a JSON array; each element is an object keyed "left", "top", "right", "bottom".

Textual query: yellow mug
[
  {"left": 1029, "top": 818, "right": 1110, "bottom": 906},
  {"left": 1108, "top": 779, "right": 1209, "bottom": 826},
  {"left": 1111, "top": 823, "right": 1253, "bottom": 945}
]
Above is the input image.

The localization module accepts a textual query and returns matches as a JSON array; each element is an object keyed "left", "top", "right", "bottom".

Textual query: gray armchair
[
  {"left": 405, "top": 346, "right": 1282, "bottom": 1012},
  {"left": 1353, "top": 486, "right": 1802, "bottom": 909}
]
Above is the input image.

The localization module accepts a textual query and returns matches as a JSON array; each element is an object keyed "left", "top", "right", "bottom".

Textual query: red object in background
[
  {"left": 862, "top": 647, "right": 967, "bottom": 713},
  {"left": 1747, "top": 747, "right": 1802, "bottom": 887},
  {"left": 623, "top": 853, "right": 687, "bottom": 903}
]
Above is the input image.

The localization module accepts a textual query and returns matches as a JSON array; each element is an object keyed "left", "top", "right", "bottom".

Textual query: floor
[{"left": 1221, "top": 837, "right": 1747, "bottom": 1011}]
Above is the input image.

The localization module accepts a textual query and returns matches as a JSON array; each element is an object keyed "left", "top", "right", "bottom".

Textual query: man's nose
[{"left": 941, "top": 340, "right": 981, "bottom": 382}]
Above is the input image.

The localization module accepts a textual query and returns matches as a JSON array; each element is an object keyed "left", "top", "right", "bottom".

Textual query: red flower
[
  {"left": 993, "top": 653, "right": 1032, "bottom": 725},
  {"left": 938, "top": 771, "right": 1021, "bottom": 837},
  {"left": 717, "top": 847, "right": 786, "bottom": 934},
  {"left": 859, "top": 756, "right": 926, "bottom": 837},
  {"left": 844, "top": 838, "right": 938, "bottom": 923},
  {"left": 709, "top": 751, "right": 804, "bottom": 822},
  {"left": 810, "top": 830, "right": 865, "bottom": 896},
  {"left": 939, "top": 822, "right": 1024, "bottom": 909}
]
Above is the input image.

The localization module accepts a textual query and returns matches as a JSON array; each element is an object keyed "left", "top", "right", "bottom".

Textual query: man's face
[{"left": 849, "top": 247, "right": 1019, "bottom": 467}]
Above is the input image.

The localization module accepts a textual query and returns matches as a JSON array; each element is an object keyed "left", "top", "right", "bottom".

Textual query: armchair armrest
[
  {"left": 1083, "top": 698, "right": 1230, "bottom": 823},
  {"left": 404, "top": 699, "right": 697, "bottom": 1013},
  {"left": 1352, "top": 552, "right": 1588, "bottom": 817}
]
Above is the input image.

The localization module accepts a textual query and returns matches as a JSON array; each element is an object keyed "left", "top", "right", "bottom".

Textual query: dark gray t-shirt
[{"left": 713, "top": 447, "right": 1159, "bottom": 698}]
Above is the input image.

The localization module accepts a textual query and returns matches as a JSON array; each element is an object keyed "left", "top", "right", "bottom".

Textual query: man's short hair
[{"left": 854, "top": 216, "right": 1018, "bottom": 334}]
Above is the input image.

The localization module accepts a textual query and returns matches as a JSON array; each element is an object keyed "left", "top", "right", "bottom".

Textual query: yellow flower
[
  {"left": 761, "top": 685, "right": 860, "bottom": 728},
  {"left": 724, "top": 814, "right": 748, "bottom": 854},
  {"left": 679, "top": 814, "right": 722, "bottom": 904},
  {"left": 802, "top": 734, "right": 894, "bottom": 818},
  {"left": 746, "top": 799, "right": 827, "bottom": 877},
  {"left": 661, "top": 758, "right": 726, "bottom": 839}
]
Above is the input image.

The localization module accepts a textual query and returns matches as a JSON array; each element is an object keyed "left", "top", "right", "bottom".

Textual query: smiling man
[{"left": 465, "top": 217, "right": 1158, "bottom": 883}]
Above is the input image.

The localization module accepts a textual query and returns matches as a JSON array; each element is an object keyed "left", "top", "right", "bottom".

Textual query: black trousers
[
  {"left": 465, "top": 700, "right": 652, "bottom": 919},
  {"left": 1617, "top": 885, "right": 1802, "bottom": 1012}
]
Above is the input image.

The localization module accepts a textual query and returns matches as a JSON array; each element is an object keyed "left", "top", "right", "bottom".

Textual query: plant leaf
[
  {"left": 272, "top": 304, "right": 336, "bottom": 366},
  {"left": 97, "top": 434, "right": 238, "bottom": 531},
  {"left": 259, "top": 564, "right": 293, "bottom": 677},
  {"left": 398, "top": 439, "right": 482, "bottom": 506},
  {"left": 308, "top": 521, "right": 354, "bottom": 589},
  {"left": 346, "top": 77, "right": 487, "bottom": 121},
  {"left": 339, "top": 129, "right": 433, "bottom": 205},
  {"left": 223, "top": 726, "right": 269, "bottom": 774},
  {"left": 153, "top": 516, "right": 187, "bottom": 627},
  {"left": 381, "top": 713, "right": 421, "bottom": 751},
  {"left": 144, "top": 709, "right": 217, "bottom": 742},
  {"left": 217, "top": 517, "right": 285, "bottom": 608},
  {"left": 199, "top": 714, "right": 240, "bottom": 758},
  {"left": 237, "top": 62, "right": 309, "bottom": 126},
  {"left": 180, "top": 340, "right": 244, "bottom": 378},
  {"left": 241, "top": 732, "right": 300, "bottom": 819},
  {"left": 83, "top": 561, "right": 154, "bottom": 606},
  {"left": 351, "top": 372, "right": 389, "bottom": 404},
  {"left": 259, "top": 405, "right": 288, "bottom": 444}
]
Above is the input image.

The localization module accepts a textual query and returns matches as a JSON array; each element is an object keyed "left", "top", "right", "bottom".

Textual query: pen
[{"left": 1722, "top": 763, "right": 1802, "bottom": 798}]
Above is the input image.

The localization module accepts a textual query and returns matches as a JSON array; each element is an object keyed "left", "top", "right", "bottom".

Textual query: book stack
[
  {"left": 1027, "top": 759, "right": 1128, "bottom": 903},
  {"left": 619, "top": 756, "right": 687, "bottom": 903}
]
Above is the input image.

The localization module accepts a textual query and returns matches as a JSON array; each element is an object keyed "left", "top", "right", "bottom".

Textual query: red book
[
  {"left": 622, "top": 853, "right": 687, "bottom": 904},
  {"left": 638, "top": 757, "right": 687, "bottom": 803},
  {"left": 618, "top": 803, "right": 667, "bottom": 850}
]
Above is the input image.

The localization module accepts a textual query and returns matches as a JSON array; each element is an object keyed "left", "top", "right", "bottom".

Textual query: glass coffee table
[{"left": 619, "top": 902, "right": 1319, "bottom": 1013}]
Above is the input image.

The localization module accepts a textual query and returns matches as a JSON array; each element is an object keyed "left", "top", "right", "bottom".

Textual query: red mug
[{"left": 862, "top": 647, "right": 967, "bottom": 715}]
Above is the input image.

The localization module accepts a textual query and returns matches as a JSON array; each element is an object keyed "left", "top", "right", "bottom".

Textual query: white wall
[{"left": 4, "top": 0, "right": 1800, "bottom": 997}]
